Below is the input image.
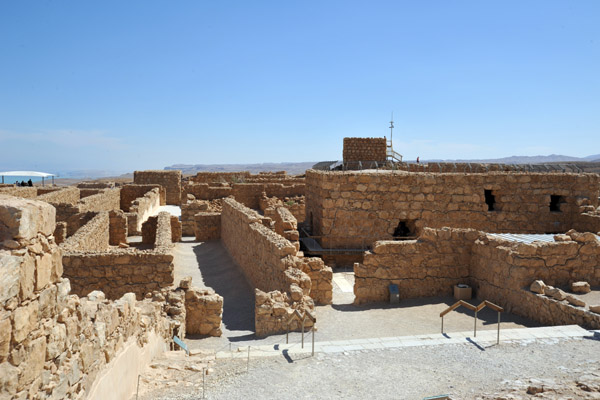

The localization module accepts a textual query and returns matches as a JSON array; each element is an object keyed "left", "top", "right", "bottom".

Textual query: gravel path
[{"left": 138, "top": 334, "right": 600, "bottom": 399}]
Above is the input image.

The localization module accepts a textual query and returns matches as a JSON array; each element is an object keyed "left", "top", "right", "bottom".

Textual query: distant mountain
[
  {"left": 165, "top": 162, "right": 316, "bottom": 175},
  {"left": 423, "top": 154, "right": 600, "bottom": 164}
]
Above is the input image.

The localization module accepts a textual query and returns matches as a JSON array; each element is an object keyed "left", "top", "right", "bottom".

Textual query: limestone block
[
  {"left": 17, "top": 336, "right": 46, "bottom": 391},
  {"left": 0, "top": 196, "right": 56, "bottom": 241},
  {"left": 46, "top": 323, "right": 67, "bottom": 360},
  {"left": 565, "top": 294, "right": 585, "bottom": 307},
  {"left": 530, "top": 280, "right": 546, "bottom": 295},
  {"left": 572, "top": 281, "right": 591, "bottom": 294},
  {"left": 12, "top": 300, "right": 38, "bottom": 343},
  {"left": 590, "top": 305, "right": 600, "bottom": 314},
  {"left": 19, "top": 253, "right": 35, "bottom": 300},
  {"left": 0, "top": 362, "right": 19, "bottom": 397},
  {"left": 87, "top": 290, "right": 106, "bottom": 302},
  {"left": 0, "top": 314, "right": 11, "bottom": 361},
  {"left": 545, "top": 287, "right": 566, "bottom": 301},
  {"left": 35, "top": 253, "right": 52, "bottom": 291},
  {"left": 289, "top": 283, "right": 303, "bottom": 302},
  {"left": 38, "top": 285, "right": 58, "bottom": 319},
  {"left": 179, "top": 276, "right": 192, "bottom": 290},
  {"left": 0, "top": 254, "right": 20, "bottom": 305}
]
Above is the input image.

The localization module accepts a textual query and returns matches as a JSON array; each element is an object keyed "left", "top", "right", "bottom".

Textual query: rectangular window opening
[
  {"left": 550, "top": 195, "right": 564, "bottom": 212},
  {"left": 484, "top": 189, "right": 496, "bottom": 211}
]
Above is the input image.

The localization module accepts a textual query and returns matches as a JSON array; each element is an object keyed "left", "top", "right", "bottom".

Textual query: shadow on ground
[{"left": 192, "top": 241, "right": 255, "bottom": 333}]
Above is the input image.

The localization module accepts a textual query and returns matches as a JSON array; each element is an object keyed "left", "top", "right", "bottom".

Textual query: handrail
[
  {"left": 440, "top": 299, "right": 503, "bottom": 344},
  {"left": 285, "top": 309, "right": 317, "bottom": 355}
]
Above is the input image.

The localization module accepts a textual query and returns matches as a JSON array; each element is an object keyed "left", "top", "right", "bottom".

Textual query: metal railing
[
  {"left": 440, "top": 300, "right": 504, "bottom": 344},
  {"left": 285, "top": 309, "right": 317, "bottom": 356}
]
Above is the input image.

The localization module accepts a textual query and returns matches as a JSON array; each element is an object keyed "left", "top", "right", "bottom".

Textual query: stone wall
[
  {"left": 0, "top": 196, "right": 180, "bottom": 399},
  {"left": 471, "top": 231, "right": 600, "bottom": 321},
  {"left": 120, "top": 184, "right": 166, "bottom": 211},
  {"left": 77, "top": 188, "right": 121, "bottom": 213},
  {"left": 184, "top": 286, "right": 223, "bottom": 336},
  {"left": 109, "top": 210, "right": 127, "bottom": 246},
  {"left": 221, "top": 198, "right": 332, "bottom": 336},
  {"left": 306, "top": 169, "right": 600, "bottom": 249},
  {"left": 189, "top": 171, "right": 251, "bottom": 184},
  {"left": 181, "top": 200, "right": 211, "bottom": 236},
  {"left": 354, "top": 228, "right": 476, "bottom": 304},
  {"left": 62, "top": 251, "right": 174, "bottom": 300},
  {"left": 354, "top": 226, "right": 600, "bottom": 328},
  {"left": 194, "top": 212, "right": 221, "bottom": 241},
  {"left": 0, "top": 187, "right": 38, "bottom": 199},
  {"left": 63, "top": 212, "right": 175, "bottom": 300},
  {"left": 183, "top": 184, "right": 232, "bottom": 202},
  {"left": 183, "top": 182, "right": 305, "bottom": 210},
  {"left": 343, "top": 137, "right": 387, "bottom": 162},
  {"left": 36, "top": 187, "right": 81, "bottom": 205},
  {"left": 134, "top": 170, "right": 182, "bottom": 205},
  {"left": 126, "top": 187, "right": 161, "bottom": 235},
  {"left": 60, "top": 212, "right": 110, "bottom": 253}
]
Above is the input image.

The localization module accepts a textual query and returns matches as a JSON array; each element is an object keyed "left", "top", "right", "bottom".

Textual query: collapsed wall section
[{"left": 134, "top": 170, "right": 182, "bottom": 205}]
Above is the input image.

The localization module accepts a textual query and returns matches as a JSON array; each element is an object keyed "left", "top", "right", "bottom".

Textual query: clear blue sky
[{"left": 1, "top": 1, "right": 598, "bottom": 174}]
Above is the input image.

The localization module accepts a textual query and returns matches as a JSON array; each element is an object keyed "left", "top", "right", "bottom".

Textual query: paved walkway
[
  {"left": 149, "top": 205, "right": 181, "bottom": 218},
  {"left": 215, "top": 325, "right": 592, "bottom": 359}
]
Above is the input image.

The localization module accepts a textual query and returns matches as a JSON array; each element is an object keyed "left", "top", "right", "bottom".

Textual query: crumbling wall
[
  {"left": 78, "top": 188, "right": 121, "bottom": 213},
  {"left": 184, "top": 285, "right": 223, "bottom": 336},
  {"left": 126, "top": 187, "right": 161, "bottom": 235},
  {"left": 62, "top": 251, "right": 174, "bottom": 300},
  {"left": 36, "top": 187, "right": 80, "bottom": 205},
  {"left": 134, "top": 170, "right": 181, "bottom": 205},
  {"left": 63, "top": 212, "right": 175, "bottom": 300},
  {"left": 60, "top": 212, "right": 110, "bottom": 252},
  {"left": 306, "top": 169, "right": 600, "bottom": 249},
  {"left": 0, "top": 187, "right": 38, "bottom": 199},
  {"left": 181, "top": 200, "right": 211, "bottom": 236},
  {"left": 109, "top": 210, "right": 127, "bottom": 246},
  {"left": 0, "top": 195, "right": 179, "bottom": 400},
  {"left": 120, "top": 184, "right": 166, "bottom": 211},
  {"left": 194, "top": 212, "right": 221, "bottom": 241},
  {"left": 471, "top": 231, "right": 600, "bottom": 323},
  {"left": 183, "top": 184, "right": 232, "bottom": 202},
  {"left": 189, "top": 171, "right": 251, "bottom": 184},
  {"left": 343, "top": 137, "right": 387, "bottom": 163},
  {"left": 221, "top": 198, "right": 331, "bottom": 336},
  {"left": 231, "top": 183, "right": 305, "bottom": 209},
  {"left": 354, "top": 228, "right": 476, "bottom": 304}
]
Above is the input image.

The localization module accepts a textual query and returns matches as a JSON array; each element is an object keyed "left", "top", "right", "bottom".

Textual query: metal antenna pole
[{"left": 389, "top": 112, "right": 394, "bottom": 146}]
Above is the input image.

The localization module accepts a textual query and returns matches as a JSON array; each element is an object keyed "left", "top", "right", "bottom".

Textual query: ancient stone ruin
[{"left": 1, "top": 138, "right": 600, "bottom": 398}]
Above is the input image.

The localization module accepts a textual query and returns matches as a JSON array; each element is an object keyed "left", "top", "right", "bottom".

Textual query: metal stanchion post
[
  {"left": 202, "top": 368, "right": 206, "bottom": 399},
  {"left": 301, "top": 319, "right": 305, "bottom": 349},
  {"left": 312, "top": 326, "right": 315, "bottom": 356},
  {"left": 247, "top": 346, "right": 250, "bottom": 372},
  {"left": 474, "top": 310, "right": 477, "bottom": 337},
  {"left": 136, "top": 375, "right": 140, "bottom": 400},
  {"left": 497, "top": 312, "right": 501, "bottom": 344},
  {"left": 441, "top": 316, "right": 444, "bottom": 334}
]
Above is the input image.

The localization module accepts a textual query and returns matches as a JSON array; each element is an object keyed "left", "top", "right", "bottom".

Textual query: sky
[{"left": 0, "top": 1, "right": 599, "bottom": 175}]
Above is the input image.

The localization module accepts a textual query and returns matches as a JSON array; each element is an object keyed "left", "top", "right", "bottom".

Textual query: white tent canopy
[
  {"left": 0, "top": 171, "right": 56, "bottom": 177},
  {"left": 0, "top": 171, "right": 57, "bottom": 186}
]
